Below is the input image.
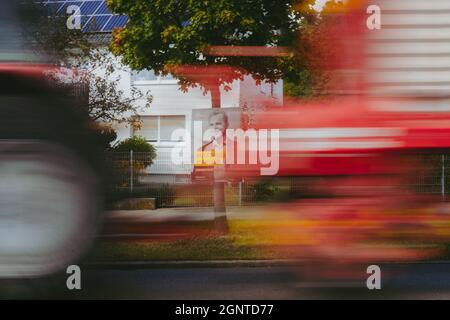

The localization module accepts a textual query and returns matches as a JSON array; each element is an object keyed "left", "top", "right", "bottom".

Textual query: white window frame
[
  {"left": 132, "top": 115, "right": 186, "bottom": 147},
  {"left": 259, "top": 82, "right": 277, "bottom": 98}
]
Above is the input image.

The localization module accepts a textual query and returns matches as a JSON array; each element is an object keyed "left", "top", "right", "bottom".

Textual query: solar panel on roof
[
  {"left": 104, "top": 15, "right": 127, "bottom": 31},
  {"left": 95, "top": 1, "right": 111, "bottom": 15},
  {"left": 59, "top": 1, "right": 84, "bottom": 16},
  {"left": 80, "top": 1, "right": 102, "bottom": 15},
  {"left": 83, "top": 15, "right": 111, "bottom": 32},
  {"left": 38, "top": 0, "right": 128, "bottom": 33}
]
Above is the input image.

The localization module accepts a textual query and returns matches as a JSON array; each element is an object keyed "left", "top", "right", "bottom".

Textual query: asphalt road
[{"left": 56, "top": 263, "right": 450, "bottom": 300}]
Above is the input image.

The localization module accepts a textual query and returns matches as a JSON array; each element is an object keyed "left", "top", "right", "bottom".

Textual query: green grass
[
  {"left": 86, "top": 218, "right": 450, "bottom": 262},
  {"left": 86, "top": 236, "right": 280, "bottom": 262},
  {"left": 86, "top": 219, "right": 298, "bottom": 262}
]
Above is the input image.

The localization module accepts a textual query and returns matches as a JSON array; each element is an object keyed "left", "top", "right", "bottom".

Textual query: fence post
[
  {"left": 238, "top": 181, "right": 242, "bottom": 207},
  {"left": 130, "top": 150, "right": 134, "bottom": 193},
  {"left": 442, "top": 154, "right": 446, "bottom": 201}
]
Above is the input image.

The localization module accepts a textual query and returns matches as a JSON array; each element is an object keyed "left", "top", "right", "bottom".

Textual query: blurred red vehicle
[
  {"left": 226, "top": 0, "right": 450, "bottom": 179},
  {"left": 220, "top": 0, "right": 450, "bottom": 280}
]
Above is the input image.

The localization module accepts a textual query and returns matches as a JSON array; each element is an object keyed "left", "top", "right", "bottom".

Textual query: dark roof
[{"left": 39, "top": 0, "right": 128, "bottom": 33}]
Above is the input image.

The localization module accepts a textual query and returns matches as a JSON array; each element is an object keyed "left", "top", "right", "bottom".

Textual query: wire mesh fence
[{"left": 105, "top": 152, "right": 450, "bottom": 208}]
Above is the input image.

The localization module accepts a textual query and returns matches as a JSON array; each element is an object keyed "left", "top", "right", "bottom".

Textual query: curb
[
  {"left": 82, "top": 259, "right": 305, "bottom": 269},
  {"left": 82, "top": 259, "right": 450, "bottom": 269}
]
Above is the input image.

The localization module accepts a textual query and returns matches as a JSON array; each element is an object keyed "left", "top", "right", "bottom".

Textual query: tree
[
  {"left": 282, "top": 0, "right": 348, "bottom": 100},
  {"left": 113, "top": 136, "right": 157, "bottom": 167},
  {"left": 107, "top": 0, "right": 317, "bottom": 232},
  {"left": 111, "top": 136, "right": 157, "bottom": 192},
  {"left": 19, "top": 1, "right": 152, "bottom": 145}
]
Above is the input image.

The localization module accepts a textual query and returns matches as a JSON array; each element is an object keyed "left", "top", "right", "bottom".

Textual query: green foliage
[
  {"left": 155, "top": 184, "right": 177, "bottom": 208},
  {"left": 249, "top": 180, "right": 280, "bottom": 202},
  {"left": 92, "top": 125, "right": 118, "bottom": 151},
  {"left": 114, "top": 136, "right": 156, "bottom": 153},
  {"left": 113, "top": 136, "right": 157, "bottom": 167},
  {"left": 283, "top": 69, "right": 330, "bottom": 99},
  {"left": 280, "top": 1, "right": 345, "bottom": 99},
  {"left": 283, "top": 70, "right": 315, "bottom": 98},
  {"left": 107, "top": 0, "right": 317, "bottom": 93}
]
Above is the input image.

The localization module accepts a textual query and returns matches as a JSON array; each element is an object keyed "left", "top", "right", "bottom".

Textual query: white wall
[
  {"left": 95, "top": 55, "right": 283, "bottom": 176},
  {"left": 109, "top": 67, "right": 243, "bottom": 175}
]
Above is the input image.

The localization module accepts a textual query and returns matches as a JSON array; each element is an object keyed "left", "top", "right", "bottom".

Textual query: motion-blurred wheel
[{"left": 0, "top": 68, "right": 104, "bottom": 298}]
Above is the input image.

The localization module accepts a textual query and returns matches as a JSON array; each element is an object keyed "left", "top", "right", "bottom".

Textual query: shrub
[
  {"left": 154, "top": 184, "right": 177, "bottom": 208},
  {"left": 113, "top": 136, "right": 157, "bottom": 167},
  {"left": 248, "top": 179, "right": 279, "bottom": 202}
]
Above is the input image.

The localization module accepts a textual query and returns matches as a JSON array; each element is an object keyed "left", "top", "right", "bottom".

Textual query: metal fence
[{"left": 106, "top": 152, "right": 450, "bottom": 208}]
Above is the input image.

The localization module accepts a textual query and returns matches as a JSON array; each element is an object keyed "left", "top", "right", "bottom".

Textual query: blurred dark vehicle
[{"left": 0, "top": 1, "right": 104, "bottom": 297}]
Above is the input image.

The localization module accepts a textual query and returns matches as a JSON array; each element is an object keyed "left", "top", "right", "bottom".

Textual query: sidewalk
[
  {"left": 105, "top": 206, "right": 273, "bottom": 223},
  {"left": 101, "top": 206, "right": 276, "bottom": 241}
]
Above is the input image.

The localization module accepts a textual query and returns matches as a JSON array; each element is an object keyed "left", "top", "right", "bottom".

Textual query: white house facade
[
  {"left": 110, "top": 67, "right": 283, "bottom": 183},
  {"left": 39, "top": 0, "right": 284, "bottom": 183}
]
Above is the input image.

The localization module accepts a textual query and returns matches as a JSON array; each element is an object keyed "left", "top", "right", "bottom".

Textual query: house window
[
  {"left": 134, "top": 116, "right": 186, "bottom": 143},
  {"left": 131, "top": 70, "right": 177, "bottom": 84},
  {"left": 160, "top": 116, "right": 186, "bottom": 141},
  {"left": 136, "top": 116, "right": 158, "bottom": 142}
]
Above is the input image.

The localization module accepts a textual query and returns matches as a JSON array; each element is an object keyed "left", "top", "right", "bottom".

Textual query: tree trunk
[{"left": 210, "top": 84, "right": 229, "bottom": 234}]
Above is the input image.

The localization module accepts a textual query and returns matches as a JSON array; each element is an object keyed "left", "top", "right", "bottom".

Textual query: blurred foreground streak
[
  {"left": 3, "top": 0, "right": 450, "bottom": 292},
  {"left": 0, "top": 0, "right": 103, "bottom": 292},
  {"left": 222, "top": 0, "right": 450, "bottom": 280}
]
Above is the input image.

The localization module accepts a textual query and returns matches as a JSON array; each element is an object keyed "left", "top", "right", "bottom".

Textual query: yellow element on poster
[{"left": 194, "top": 149, "right": 226, "bottom": 167}]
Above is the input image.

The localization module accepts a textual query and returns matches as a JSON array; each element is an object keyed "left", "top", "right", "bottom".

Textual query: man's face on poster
[
  {"left": 206, "top": 112, "right": 229, "bottom": 143},
  {"left": 209, "top": 113, "right": 227, "bottom": 134}
]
